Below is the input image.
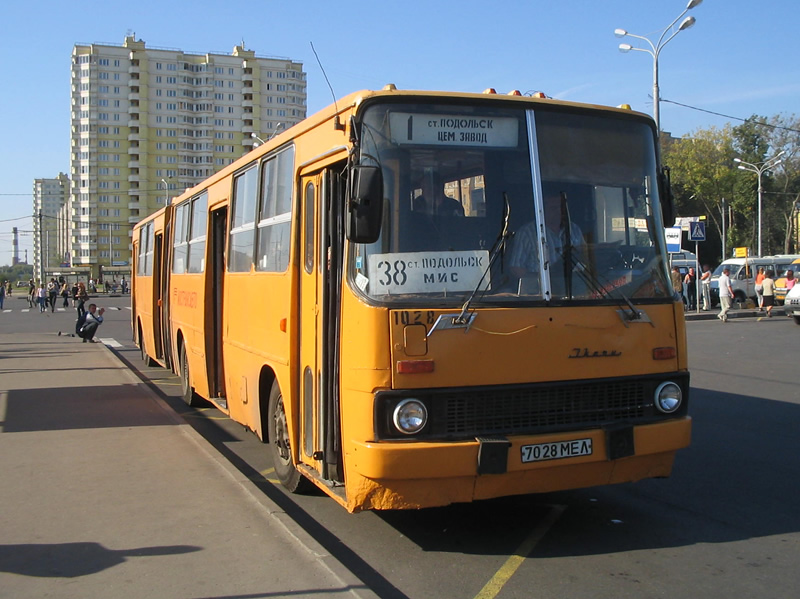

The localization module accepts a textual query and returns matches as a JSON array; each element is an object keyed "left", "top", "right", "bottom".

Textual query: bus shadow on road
[
  {"left": 1, "top": 385, "right": 176, "bottom": 432},
  {"left": 377, "top": 386, "right": 800, "bottom": 559}
]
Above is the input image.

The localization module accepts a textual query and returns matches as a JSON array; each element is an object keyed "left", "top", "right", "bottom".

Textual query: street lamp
[
  {"left": 251, "top": 132, "right": 266, "bottom": 146},
  {"left": 615, "top": 0, "right": 702, "bottom": 132},
  {"left": 734, "top": 152, "right": 784, "bottom": 256},
  {"left": 161, "top": 178, "right": 169, "bottom": 205}
]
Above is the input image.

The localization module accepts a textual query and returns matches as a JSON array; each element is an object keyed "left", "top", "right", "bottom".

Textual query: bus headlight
[
  {"left": 654, "top": 382, "right": 682, "bottom": 414},
  {"left": 392, "top": 399, "right": 428, "bottom": 434}
]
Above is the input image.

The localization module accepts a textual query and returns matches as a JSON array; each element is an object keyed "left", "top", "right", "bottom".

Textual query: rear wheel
[
  {"left": 179, "top": 344, "right": 202, "bottom": 406},
  {"left": 268, "top": 380, "right": 311, "bottom": 493},
  {"left": 138, "top": 324, "right": 157, "bottom": 367}
]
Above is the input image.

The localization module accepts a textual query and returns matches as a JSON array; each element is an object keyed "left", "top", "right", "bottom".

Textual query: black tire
[
  {"left": 267, "top": 380, "right": 311, "bottom": 493},
  {"left": 179, "top": 344, "right": 202, "bottom": 407},
  {"left": 794, "top": 315, "right": 800, "bottom": 326},
  {"left": 138, "top": 324, "right": 157, "bottom": 367},
  {"left": 734, "top": 290, "right": 747, "bottom": 303}
]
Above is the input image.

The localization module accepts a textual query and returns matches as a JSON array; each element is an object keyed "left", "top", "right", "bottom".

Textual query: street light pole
[
  {"left": 734, "top": 152, "right": 784, "bottom": 256},
  {"left": 615, "top": 0, "right": 702, "bottom": 132}
]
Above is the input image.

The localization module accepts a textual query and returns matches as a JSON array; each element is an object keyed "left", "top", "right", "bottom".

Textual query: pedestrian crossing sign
[{"left": 689, "top": 221, "right": 705, "bottom": 242}]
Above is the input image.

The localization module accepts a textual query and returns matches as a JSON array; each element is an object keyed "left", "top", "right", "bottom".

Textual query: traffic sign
[
  {"left": 665, "top": 227, "right": 682, "bottom": 253},
  {"left": 689, "top": 221, "right": 706, "bottom": 242}
]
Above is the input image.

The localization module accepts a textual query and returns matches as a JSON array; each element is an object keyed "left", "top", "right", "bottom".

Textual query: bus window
[{"left": 229, "top": 166, "right": 258, "bottom": 272}]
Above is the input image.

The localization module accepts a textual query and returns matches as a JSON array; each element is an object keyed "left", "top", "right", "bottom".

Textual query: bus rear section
[{"left": 133, "top": 206, "right": 172, "bottom": 368}]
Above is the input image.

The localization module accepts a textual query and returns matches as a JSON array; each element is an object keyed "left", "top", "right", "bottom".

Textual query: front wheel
[
  {"left": 268, "top": 380, "right": 311, "bottom": 493},
  {"left": 793, "top": 315, "right": 800, "bottom": 326}
]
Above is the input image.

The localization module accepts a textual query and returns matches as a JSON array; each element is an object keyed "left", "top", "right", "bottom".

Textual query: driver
[{"left": 509, "top": 186, "right": 585, "bottom": 278}]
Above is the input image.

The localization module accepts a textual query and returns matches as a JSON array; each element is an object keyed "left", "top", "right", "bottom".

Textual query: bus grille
[{"left": 434, "top": 380, "right": 650, "bottom": 437}]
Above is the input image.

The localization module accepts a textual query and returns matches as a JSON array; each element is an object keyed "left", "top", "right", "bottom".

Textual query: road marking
[
  {"left": 253, "top": 467, "right": 279, "bottom": 484},
  {"left": 99, "top": 338, "right": 122, "bottom": 348},
  {"left": 473, "top": 504, "right": 566, "bottom": 599}
]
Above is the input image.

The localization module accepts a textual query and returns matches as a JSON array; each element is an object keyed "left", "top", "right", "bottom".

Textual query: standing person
[
  {"left": 76, "top": 282, "right": 88, "bottom": 320},
  {"left": 785, "top": 270, "right": 797, "bottom": 292},
  {"left": 700, "top": 264, "right": 712, "bottom": 310},
  {"left": 717, "top": 267, "right": 734, "bottom": 322},
  {"left": 27, "top": 279, "right": 35, "bottom": 308},
  {"left": 78, "top": 304, "right": 105, "bottom": 343},
  {"left": 0, "top": 280, "right": 5, "bottom": 310},
  {"left": 762, "top": 269, "right": 775, "bottom": 318},
  {"left": 70, "top": 281, "right": 79, "bottom": 307},
  {"left": 60, "top": 280, "right": 70, "bottom": 308},
  {"left": 754, "top": 267, "right": 766, "bottom": 312},
  {"left": 36, "top": 283, "right": 48, "bottom": 313},
  {"left": 683, "top": 267, "right": 697, "bottom": 310},
  {"left": 46, "top": 278, "right": 58, "bottom": 312},
  {"left": 671, "top": 267, "right": 684, "bottom": 305}
]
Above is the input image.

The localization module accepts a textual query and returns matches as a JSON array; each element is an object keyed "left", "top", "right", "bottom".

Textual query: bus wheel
[
  {"left": 179, "top": 345, "right": 202, "bottom": 407},
  {"left": 138, "top": 325, "right": 157, "bottom": 367},
  {"left": 794, "top": 315, "right": 800, "bottom": 326},
  {"left": 268, "top": 380, "right": 311, "bottom": 493}
]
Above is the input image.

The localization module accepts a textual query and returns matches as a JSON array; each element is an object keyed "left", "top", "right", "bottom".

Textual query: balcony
[
  {"left": 128, "top": 160, "right": 140, "bottom": 169},
  {"left": 128, "top": 91, "right": 140, "bottom": 101},
  {"left": 128, "top": 173, "right": 140, "bottom": 183},
  {"left": 128, "top": 201, "right": 141, "bottom": 210},
  {"left": 128, "top": 64, "right": 140, "bottom": 75}
]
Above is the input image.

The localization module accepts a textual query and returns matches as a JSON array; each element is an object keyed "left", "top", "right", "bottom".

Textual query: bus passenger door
[
  {"left": 208, "top": 207, "right": 227, "bottom": 403},
  {"left": 152, "top": 232, "right": 164, "bottom": 360},
  {"left": 299, "top": 173, "right": 327, "bottom": 479}
]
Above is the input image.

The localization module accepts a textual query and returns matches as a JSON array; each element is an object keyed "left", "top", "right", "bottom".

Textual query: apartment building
[
  {"left": 69, "top": 35, "right": 306, "bottom": 276},
  {"left": 32, "top": 173, "right": 70, "bottom": 279}
]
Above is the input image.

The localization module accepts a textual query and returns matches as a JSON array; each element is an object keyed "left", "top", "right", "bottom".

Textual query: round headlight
[
  {"left": 392, "top": 399, "right": 428, "bottom": 434},
  {"left": 654, "top": 382, "right": 682, "bottom": 414}
]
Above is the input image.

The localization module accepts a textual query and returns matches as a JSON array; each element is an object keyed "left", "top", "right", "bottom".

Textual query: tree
[{"left": 661, "top": 125, "right": 738, "bottom": 264}]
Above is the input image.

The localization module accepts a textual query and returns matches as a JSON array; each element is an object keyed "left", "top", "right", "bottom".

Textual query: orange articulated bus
[{"left": 133, "top": 87, "right": 691, "bottom": 512}]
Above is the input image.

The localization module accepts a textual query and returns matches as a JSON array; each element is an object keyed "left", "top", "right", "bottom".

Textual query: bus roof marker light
[
  {"left": 383, "top": 83, "right": 397, "bottom": 91},
  {"left": 482, "top": 88, "right": 497, "bottom": 94},
  {"left": 507, "top": 90, "right": 522, "bottom": 96}
]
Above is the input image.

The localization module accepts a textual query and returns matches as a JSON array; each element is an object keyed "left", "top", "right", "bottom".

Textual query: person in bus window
[
  {"left": 417, "top": 174, "right": 464, "bottom": 218},
  {"left": 510, "top": 187, "right": 585, "bottom": 279}
]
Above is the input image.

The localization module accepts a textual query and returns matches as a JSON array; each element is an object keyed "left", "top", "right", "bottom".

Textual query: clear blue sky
[{"left": 1, "top": 0, "right": 798, "bottom": 264}]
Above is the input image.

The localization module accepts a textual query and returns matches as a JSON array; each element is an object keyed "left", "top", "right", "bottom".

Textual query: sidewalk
[
  {"left": 0, "top": 333, "right": 375, "bottom": 599},
  {"left": 684, "top": 304, "right": 787, "bottom": 321}
]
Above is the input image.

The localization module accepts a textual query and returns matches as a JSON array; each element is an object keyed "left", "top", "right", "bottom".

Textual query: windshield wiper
[
  {"left": 557, "top": 249, "right": 647, "bottom": 324},
  {"left": 453, "top": 193, "right": 513, "bottom": 326}
]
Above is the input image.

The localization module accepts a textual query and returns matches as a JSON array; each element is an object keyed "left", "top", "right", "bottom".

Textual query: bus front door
[{"left": 299, "top": 173, "right": 326, "bottom": 478}]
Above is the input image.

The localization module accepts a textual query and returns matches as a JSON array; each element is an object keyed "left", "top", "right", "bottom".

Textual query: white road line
[{"left": 99, "top": 338, "right": 123, "bottom": 348}]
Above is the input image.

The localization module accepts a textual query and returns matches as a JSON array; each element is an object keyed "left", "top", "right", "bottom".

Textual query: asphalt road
[{"left": 4, "top": 294, "right": 799, "bottom": 598}]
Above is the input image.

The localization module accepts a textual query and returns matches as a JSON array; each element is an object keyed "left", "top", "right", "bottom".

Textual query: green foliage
[
  {"left": 662, "top": 113, "right": 800, "bottom": 263},
  {"left": 0, "top": 263, "right": 33, "bottom": 284}
]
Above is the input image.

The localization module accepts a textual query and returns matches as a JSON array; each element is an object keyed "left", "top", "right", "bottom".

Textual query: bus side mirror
[
  {"left": 659, "top": 166, "right": 675, "bottom": 227},
  {"left": 346, "top": 165, "right": 384, "bottom": 243}
]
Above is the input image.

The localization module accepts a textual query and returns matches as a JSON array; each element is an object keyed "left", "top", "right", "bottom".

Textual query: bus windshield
[{"left": 352, "top": 101, "right": 671, "bottom": 306}]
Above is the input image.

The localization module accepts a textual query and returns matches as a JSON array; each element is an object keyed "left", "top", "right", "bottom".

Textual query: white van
[
  {"left": 709, "top": 257, "right": 776, "bottom": 304},
  {"left": 784, "top": 282, "right": 800, "bottom": 325}
]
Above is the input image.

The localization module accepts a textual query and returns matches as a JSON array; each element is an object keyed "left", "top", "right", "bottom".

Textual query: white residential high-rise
[
  {"left": 33, "top": 173, "right": 70, "bottom": 281},
  {"left": 69, "top": 36, "right": 306, "bottom": 278}
]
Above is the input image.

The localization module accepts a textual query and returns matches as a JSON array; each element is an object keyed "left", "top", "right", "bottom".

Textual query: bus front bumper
[{"left": 347, "top": 418, "right": 691, "bottom": 503}]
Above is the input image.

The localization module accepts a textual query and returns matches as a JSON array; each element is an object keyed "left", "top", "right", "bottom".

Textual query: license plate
[{"left": 521, "top": 438, "right": 593, "bottom": 463}]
